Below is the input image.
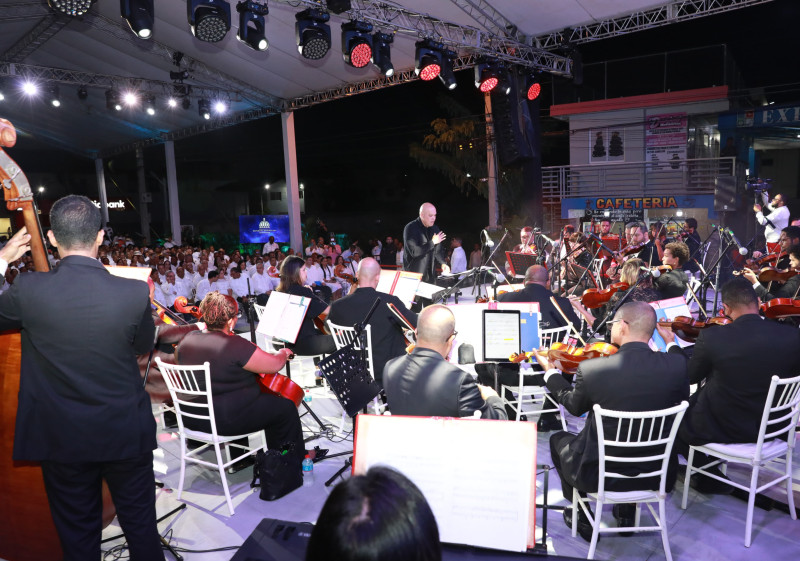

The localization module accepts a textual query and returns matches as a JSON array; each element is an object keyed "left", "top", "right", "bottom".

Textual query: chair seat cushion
[{"left": 698, "top": 439, "right": 788, "bottom": 461}]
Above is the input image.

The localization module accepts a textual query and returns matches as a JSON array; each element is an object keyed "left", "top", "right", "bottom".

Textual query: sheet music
[
  {"left": 483, "top": 310, "right": 521, "bottom": 361},
  {"left": 649, "top": 297, "right": 693, "bottom": 350},
  {"left": 393, "top": 272, "right": 422, "bottom": 308},
  {"left": 354, "top": 415, "right": 536, "bottom": 552},
  {"left": 104, "top": 265, "right": 152, "bottom": 283},
  {"left": 256, "top": 291, "right": 310, "bottom": 344}
]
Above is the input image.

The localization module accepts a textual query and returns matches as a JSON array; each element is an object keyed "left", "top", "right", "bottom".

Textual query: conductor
[{"left": 403, "top": 202, "right": 449, "bottom": 283}]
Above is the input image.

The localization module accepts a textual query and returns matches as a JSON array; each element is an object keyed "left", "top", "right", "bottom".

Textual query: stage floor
[{"left": 98, "top": 356, "right": 800, "bottom": 561}]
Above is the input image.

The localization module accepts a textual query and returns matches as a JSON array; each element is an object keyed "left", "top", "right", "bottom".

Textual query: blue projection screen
[{"left": 239, "top": 215, "right": 290, "bottom": 244}]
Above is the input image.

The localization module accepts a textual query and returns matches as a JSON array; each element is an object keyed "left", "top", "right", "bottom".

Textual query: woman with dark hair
[
  {"left": 306, "top": 466, "right": 441, "bottom": 561},
  {"left": 276, "top": 255, "right": 336, "bottom": 356},
  {"left": 175, "top": 292, "right": 305, "bottom": 462}
]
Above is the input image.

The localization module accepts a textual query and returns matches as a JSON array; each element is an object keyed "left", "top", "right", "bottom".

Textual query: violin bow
[{"left": 549, "top": 296, "right": 587, "bottom": 346}]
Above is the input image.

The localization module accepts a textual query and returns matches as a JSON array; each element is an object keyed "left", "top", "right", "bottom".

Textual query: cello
[{"left": 0, "top": 118, "right": 115, "bottom": 561}]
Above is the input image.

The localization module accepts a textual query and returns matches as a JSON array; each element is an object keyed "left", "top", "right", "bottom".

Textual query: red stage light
[
  {"left": 419, "top": 63, "right": 441, "bottom": 81},
  {"left": 479, "top": 77, "right": 498, "bottom": 92},
  {"left": 350, "top": 42, "right": 372, "bottom": 68},
  {"left": 527, "top": 82, "right": 541, "bottom": 100}
]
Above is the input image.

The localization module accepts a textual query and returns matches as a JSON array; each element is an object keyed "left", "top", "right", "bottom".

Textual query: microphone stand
[
  {"left": 592, "top": 272, "right": 649, "bottom": 338},
  {"left": 476, "top": 229, "right": 510, "bottom": 301},
  {"left": 711, "top": 229, "right": 739, "bottom": 314},
  {"left": 567, "top": 243, "right": 603, "bottom": 296},
  {"left": 433, "top": 267, "right": 480, "bottom": 305},
  {"left": 243, "top": 278, "right": 258, "bottom": 344}
]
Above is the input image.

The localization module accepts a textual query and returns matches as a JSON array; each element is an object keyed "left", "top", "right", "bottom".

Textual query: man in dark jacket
[
  {"left": 498, "top": 265, "right": 581, "bottom": 330},
  {"left": 403, "top": 202, "right": 449, "bottom": 283}
]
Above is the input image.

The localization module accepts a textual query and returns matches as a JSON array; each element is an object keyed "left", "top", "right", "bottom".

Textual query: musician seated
[
  {"left": 536, "top": 302, "right": 689, "bottom": 541},
  {"left": 652, "top": 241, "right": 690, "bottom": 300},
  {"left": 277, "top": 255, "right": 336, "bottom": 356},
  {"left": 383, "top": 305, "right": 506, "bottom": 419},
  {"left": 751, "top": 226, "right": 800, "bottom": 269},
  {"left": 175, "top": 292, "right": 306, "bottom": 464},
  {"left": 742, "top": 244, "right": 800, "bottom": 303},
  {"left": 498, "top": 265, "right": 581, "bottom": 330},
  {"left": 328, "top": 257, "right": 417, "bottom": 387}
]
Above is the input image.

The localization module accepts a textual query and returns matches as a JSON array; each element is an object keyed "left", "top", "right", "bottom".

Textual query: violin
[
  {"left": 580, "top": 282, "right": 629, "bottom": 309},
  {"left": 747, "top": 251, "right": 786, "bottom": 268},
  {"left": 733, "top": 267, "right": 798, "bottom": 284},
  {"left": 760, "top": 298, "right": 800, "bottom": 319},
  {"left": 509, "top": 342, "right": 619, "bottom": 374},
  {"left": 258, "top": 372, "right": 304, "bottom": 406},
  {"left": 657, "top": 315, "right": 731, "bottom": 342},
  {"left": 174, "top": 296, "right": 202, "bottom": 319},
  {"left": 616, "top": 241, "right": 647, "bottom": 258}
]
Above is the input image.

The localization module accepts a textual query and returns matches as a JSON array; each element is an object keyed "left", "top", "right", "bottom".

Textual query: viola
[
  {"left": 761, "top": 298, "right": 800, "bottom": 319},
  {"left": 258, "top": 372, "right": 304, "bottom": 406},
  {"left": 174, "top": 296, "right": 202, "bottom": 319},
  {"left": 657, "top": 315, "right": 731, "bottom": 342},
  {"left": 755, "top": 267, "right": 798, "bottom": 284},
  {"left": 580, "top": 282, "right": 629, "bottom": 309}
]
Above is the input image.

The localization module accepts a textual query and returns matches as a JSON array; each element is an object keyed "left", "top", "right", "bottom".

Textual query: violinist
[
  {"left": 175, "top": 292, "right": 307, "bottom": 470},
  {"left": 680, "top": 218, "right": 701, "bottom": 274},
  {"left": 741, "top": 244, "right": 800, "bottom": 303},
  {"left": 276, "top": 255, "right": 336, "bottom": 356},
  {"left": 513, "top": 226, "right": 537, "bottom": 254},
  {"left": 607, "top": 222, "right": 656, "bottom": 278},
  {"left": 561, "top": 232, "right": 594, "bottom": 294},
  {"left": 498, "top": 265, "right": 581, "bottom": 330},
  {"left": 667, "top": 278, "right": 800, "bottom": 494},
  {"left": 536, "top": 302, "right": 689, "bottom": 540},
  {"left": 651, "top": 241, "right": 690, "bottom": 300},
  {"left": 750, "top": 226, "right": 800, "bottom": 270}
]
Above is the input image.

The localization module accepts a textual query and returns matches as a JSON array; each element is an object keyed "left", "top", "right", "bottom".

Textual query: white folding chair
[
  {"left": 681, "top": 374, "right": 800, "bottom": 547},
  {"left": 155, "top": 358, "right": 266, "bottom": 516},
  {"left": 327, "top": 321, "right": 383, "bottom": 422},
  {"left": 574, "top": 401, "right": 688, "bottom": 560},
  {"left": 501, "top": 324, "right": 571, "bottom": 429}
]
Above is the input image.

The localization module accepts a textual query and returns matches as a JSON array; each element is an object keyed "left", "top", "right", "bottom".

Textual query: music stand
[{"left": 505, "top": 252, "right": 537, "bottom": 278}]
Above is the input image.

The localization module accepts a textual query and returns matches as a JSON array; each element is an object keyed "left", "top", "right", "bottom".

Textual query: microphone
[
  {"left": 640, "top": 266, "right": 661, "bottom": 278},
  {"left": 481, "top": 229, "right": 494, "bottom": 247},
  {"left": 725, "top": 229, "right": 749, "bottom": 256}
]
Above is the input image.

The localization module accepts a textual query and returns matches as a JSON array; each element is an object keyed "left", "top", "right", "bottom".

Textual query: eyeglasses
[
  {"left": 607, "top": 318, "right": 627, "bottom": 327},
  {"left": 449, "top": 330, "right": 458, "bottom": 339}
]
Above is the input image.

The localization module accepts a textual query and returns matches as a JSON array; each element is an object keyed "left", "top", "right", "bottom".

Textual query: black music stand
[{"left": 505, "top": 252, "right": 537, "bottom": 278}]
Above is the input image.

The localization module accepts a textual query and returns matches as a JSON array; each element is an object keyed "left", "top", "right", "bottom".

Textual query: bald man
[
  {"left": 497, "top": 265, "right": 580, "bottom": 330},
  {"left": 383, "top": 305, "right": 506, "bottom": 419},
  {"left": 328, "top": 257, "right": 418, "bottom": 386},
  {"left": 403, "top": 202, "right": 449, "bottom": 284}
]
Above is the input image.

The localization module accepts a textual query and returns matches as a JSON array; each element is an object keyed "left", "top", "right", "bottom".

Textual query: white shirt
[
  {"left": 262, "top": 242, "right": 279, "bottom": 254},
  {"left": 195, "top": 279, "right": 215, "bottom": 303},
  {"left": 228, "top": 275, "right": 250, "bottom": 299},
  {"left": 756, "top": 197, "right": 790, "bottom": 243},
  {"left": 249, "top": 272, "right": 272, "bottom": 295},
  {"left": 305, "top": 264, "right": 325, "bottom": 285},
  {"left": 450, "top": 246, "right": 467, "bottom": 274}
]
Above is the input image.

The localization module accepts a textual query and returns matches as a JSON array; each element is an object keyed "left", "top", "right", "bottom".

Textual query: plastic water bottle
[
  {"left": 303, "top": 389, "right": 312, "bottom": 403},
  {"left": 302, "top": 454, "right": 314, "bottom": 486}
]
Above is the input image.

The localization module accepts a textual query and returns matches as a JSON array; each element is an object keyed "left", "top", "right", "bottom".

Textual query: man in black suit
[
  {"left": 328, "top": 257, "right": 417, "bottom": 386},
  {"left": 536, "top": 301, "right": 689, "bottom": 541},
  {"left": 0, "top": 196, "right": 163, "bottom": 560},
  {"left": 653, "top": 241, "right": 690, "bottom": 300},
  {"left": 403, "top": 202, "right": 449, "bottom": 284},
  {"left": 662, "top": 277, "right": 800, "bottom": 493},
  {"left": 383, "top": 305, "right": 507, "bottom": 419},
  {"left": 497, "top": 265, "right": 581, "bottom": 330}
]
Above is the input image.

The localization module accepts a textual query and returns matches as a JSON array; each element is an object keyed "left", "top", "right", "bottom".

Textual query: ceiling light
[
  {"left": 415, "top": 39, "right": 443, "bottom": 81},
  {"left": 77, "top": 85, "right": 88, "bottom": 100},
  {"left": 48, "top": 84, "right": 61, "bottom": 107},
  {"left": 167, "top": 97, "right": 178, "bottom": 108},
  {"left": 526, "top": 73, "right": 541, "bottom": 101},
  {"left": 438, "top": 49, "right": 457, "bottom": 90},
  {"left": 121, "top": 0, "right": 154, "bottom": 39},
  {"left": 264, "top": 183, "right": 270, "bottom": 190},
  {"left": 295, "top": 9, "right": 330, "bottom": 60},
  {"left": 342, "top": 20, "right": 373, "bottom": 68},
  {"left": 474, "top": 61, "right": 500, "bottom": 93},
  {"left": 213, "top": 100, "right": 227, "bottom": 114},
  {"left": 21, "top": 81, "right": 39, "bottom": 96},
  {"left": 106, "top": 90, "right": 122, "bottom": 111},
  {"left": 188, "top": 0, "right": 231, "bottom": 43},
  {"left": 236, "top": 1, "right": 269, "bottom": 51},
  {"left": 122, "top": 91, "right": 138, "bottom": 106},
  {"left": 371, "top": 31, "right": 393, "bottom": 77},
  {"left": 199, "top": 98, "right": 211, "bottom": 119},
  {"left": 145, "top": 95, "right": 156, "bottom": 115},
  {"left": 48, "top": 0, "right": 95, "bottom": 16}
]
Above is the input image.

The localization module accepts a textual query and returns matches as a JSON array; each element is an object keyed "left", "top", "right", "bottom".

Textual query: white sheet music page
[
  {"left": 255, "top": 291, "right": 309, "bottom": 343},
  {"left": 353, "top": 415, "right": 537, "bottom": 551}
]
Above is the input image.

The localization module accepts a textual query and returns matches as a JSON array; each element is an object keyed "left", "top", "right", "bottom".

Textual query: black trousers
[
  {"left": 549, "top": 430, "right": 579, "bottom": 501},
  {"left": 41, "top": 450, "right": 164, "bottom": 561}
]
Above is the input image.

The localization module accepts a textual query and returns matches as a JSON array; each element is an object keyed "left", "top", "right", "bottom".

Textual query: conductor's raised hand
[{"left": 432, "top": 231, "right": 447, "bottom": 245}]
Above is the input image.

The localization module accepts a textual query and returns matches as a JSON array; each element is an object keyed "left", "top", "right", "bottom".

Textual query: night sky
[{"left": 5, "top": 0, "right": 799, "bottom": 248}]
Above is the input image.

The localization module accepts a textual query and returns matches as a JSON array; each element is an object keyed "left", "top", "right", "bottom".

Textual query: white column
[
  {"left": 135, "top": 147, "right": 151, "bottom": 245},
  {"left": 484, "top": 93, "right": 499, "bottom": 228},
  {"left": 94, "top": 157, "right": 109, "bottom": 226},
  {"left": 281, "top": 111, "right": 302, "bottom": 252},
  {"left": 164, "top": 140, "right": 182, "bottom": 245}
]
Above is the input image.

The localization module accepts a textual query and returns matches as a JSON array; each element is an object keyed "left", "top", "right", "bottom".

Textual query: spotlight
[
  {"left": 495, "top": 70, "right": 511, "bottom": 95},
  {"left": 182, "top": 97, "right": 191, "bottom": 110},
  {"left": 199, "top": 98, "right": 211, "bottom": 119},
  {"left": 167, "top": 97, "right": 178, "bottom": 108},
  {"left": 170, "top": 70, "right": 190, "bottom": 81},
  {"left": 474, "top": 61, "right": 500, "bottom": 93},
  {"left": 295, "top": 9, "right": 330, "bottom": 60},
  {"left": 213, "top": 100, "right": 227, "bottom": 114},
  {"left": 48, "top": 84, "right": 61, "bottom": 107},
  {"left": 236, "top": 1, "right": 268, "bottom": 51},
  {"left": 526, "top": 73, "right": 541, "bottom": 101},
  {"left": 121, "top": 0, "right": 154, "bottom": 39},
  {"left": 341, "top": 20, "right": 373, "bottom": 68},
  {"left": 188, "top": 0, "right": 231, "bottom": 43},
  {"left": 438, "top": 49, "right": 457, "bottom": 90},
  {"left": 145, "top": 95, "right": 156, "bottom": 115},
  {"left": 106, "top": 90, "right": 122, "bottom": 111},
  {"left": 77, "top": 85, "right": 88, "bottom": 100},
  {"left": 21, "top": 80, "right": 39, "bottom": 96},
  {"left": 48, "top": 0, "right": 95, "bottom": 16},
  {"left": 415, "top": 39, "right": 443, "bottom": 81},
  {"left": 122, "top": 91, "right": 138, "bottom": 106},
  {"left": 371, "top": 31, "right": 393, "bottom": 76}
]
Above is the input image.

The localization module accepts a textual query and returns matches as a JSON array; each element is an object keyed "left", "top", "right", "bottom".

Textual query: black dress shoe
[
  {"left": 612, "top": 503, "right": 636, "bottom": 536},
  {"left": 226, "top": 455, "right": 255, "bottom": 474},
  {"left": 537, "top": 414, "right": 562, "bottom": 432},
  {"left": 563, "top": 507, "right": 596, "bottom": 543}
]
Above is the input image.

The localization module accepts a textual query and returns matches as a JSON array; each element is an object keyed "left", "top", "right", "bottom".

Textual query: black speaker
[
  {"left": 491, "top": 77, "right": 534, "bottom": 167},
  {"left": 714, "top": 176, "right": 739, "bottom": 212}
]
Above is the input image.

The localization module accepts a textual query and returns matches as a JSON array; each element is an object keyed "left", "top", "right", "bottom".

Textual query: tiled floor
[{"left": 99, "top": 370, "right": 800, "bottom": 561}]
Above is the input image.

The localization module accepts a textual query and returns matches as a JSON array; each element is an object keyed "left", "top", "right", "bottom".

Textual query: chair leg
[
  {"left": 659, "top": 498, "right": 673, "bottom": 561},
  {"left": 214, "top": 442, "right": 236, "bottom": 516},
  {"left": 786, "top": 450, "right": 797, "bottom": 521},
  {"left": 177, "top": 433, "right": 187, "bottom": 501},
  {"left": 571, "top": 488, "right": 579, "bottom": 538},
  {"left": 587, "top": 499, "right": 600, "bottom": 560},
  {"left": 744, "top": 464, "right": 760, "bottom": 547},
  {"left": 681, "top": 447, "right": 695, "bottom": 509}
]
